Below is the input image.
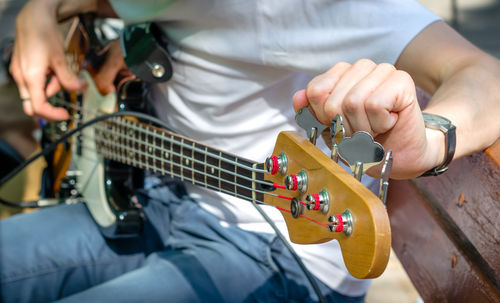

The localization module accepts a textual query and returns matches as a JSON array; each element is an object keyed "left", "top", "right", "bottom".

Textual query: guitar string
[
  {"left": 49, "top": 97, "right": 286, "bottom": 196},
  {"left": 49, "top": 97, "right": 268, "bottom": 174},
  {"left": 89, "top": 123, "right": 262, "bottom": 185},
  {"left": 75, "top": 139, "right": 331, "bottom": 230},
  {"left": 48, "top": 97, "right": 333, "bottom": 229}
]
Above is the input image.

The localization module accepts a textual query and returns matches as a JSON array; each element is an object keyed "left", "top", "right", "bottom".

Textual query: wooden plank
[{"left": 387, "top": 140, "right": 500, "bottom": 302}]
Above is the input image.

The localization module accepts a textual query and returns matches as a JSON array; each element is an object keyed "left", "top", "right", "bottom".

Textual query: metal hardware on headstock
[
  {"left": 336, "top": 131, "right": 385, "bottom": 181},
  {"left": 290, "top": 197, "right": 304, "bottom": 218},
  {"left": 305, "top": 189, "right": 330, "bottom": 213},
  {"left": 295, "top": 107, "right": 328, "bottom": 145},
  {"left": 294, "top": 108, "right": 393, "bottom": 205},
  {"left": 284, "top": 170, "right": 308, "bottom": 193},
  {"left": 330, "top": 114, "right": 345, "bottom": 163},
  {"left": 328, "top": 210, "right": 353, "bottom": 236},
  {"left": 265, "top": 153, "right": 288, "bottom": 175},
  {"left": 378, "top": 150, "right": 393, "bottom": 206}
]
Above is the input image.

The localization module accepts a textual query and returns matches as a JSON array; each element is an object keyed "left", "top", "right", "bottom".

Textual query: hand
[
  {"left": 9, "top": 0, "right": 87, "bottom": 121},
  {"left": 93, "top": 39, "right": 133, "bottom": 95},
  {"left": 293, "top": 59, "right": 444, "bottom": 179}
]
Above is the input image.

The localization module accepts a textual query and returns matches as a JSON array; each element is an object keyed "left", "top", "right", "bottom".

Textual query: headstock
[{"left": 263, "top": 131, "right": 391, "bottom": 279}]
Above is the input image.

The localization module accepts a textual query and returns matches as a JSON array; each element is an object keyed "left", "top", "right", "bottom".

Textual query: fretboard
[{"left": 92, "top": 117, "right": 264, "bottom": 203}]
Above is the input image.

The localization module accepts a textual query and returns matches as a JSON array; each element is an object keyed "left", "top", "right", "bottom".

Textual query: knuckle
[
  {"left": 343, "top": 91, "right": 365, "bottom": 115},
  {"left": 324, "top": 103, "right": 341, "bottom": 121},
  {"left": 364, "top": 97, "right": 379, "bottom": 113},
  {"left": 328, "top": 61, "right": 351, "bottom": 73},
  {"left": 376, "top": 63, "right": 396, "bottom": 72},
  {"left": 394, "top": 69, "right": 414, "bottom": 84},
  {"left": 353, "top": 58, "right": 376, "bottom": 70},
  {"left": 306, "top": 81, "right": 329, "bottom": 105}
]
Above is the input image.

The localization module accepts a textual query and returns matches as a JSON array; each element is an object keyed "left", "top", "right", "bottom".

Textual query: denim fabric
[{"left": 0, "top": 180, "right": 365, "bottom": 302}]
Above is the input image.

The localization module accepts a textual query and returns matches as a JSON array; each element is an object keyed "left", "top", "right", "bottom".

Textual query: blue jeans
[{"left": 0, "top": 180, "right": 365, "bottom": 302}]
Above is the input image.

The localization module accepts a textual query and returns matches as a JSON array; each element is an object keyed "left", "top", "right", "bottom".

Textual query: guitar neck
[{"left": 92, "top": 117, "right": 266, "bottom": 203}]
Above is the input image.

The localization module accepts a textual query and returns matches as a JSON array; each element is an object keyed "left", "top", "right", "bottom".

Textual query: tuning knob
[
  {"left": 328, "top": 210, "right": 353, "bottom": 236},
  {"left": 265, "top": 153, "right": 288, "bottom": 175},
  {"left": 305, "top": 189, "right": 329, "bottom": 213},
  {"left": 284, "top": 170, "right": 308, "bottom": 193}
]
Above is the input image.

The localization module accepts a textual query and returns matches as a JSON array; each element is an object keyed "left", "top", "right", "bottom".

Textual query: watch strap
[{"left": 421, "top": 124, "right": 456, "bottom": 177}]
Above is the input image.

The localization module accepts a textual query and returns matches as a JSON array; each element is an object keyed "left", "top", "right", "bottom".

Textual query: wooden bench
[{"left": 387, "top": 140, "right": 500, "bottom": 302}]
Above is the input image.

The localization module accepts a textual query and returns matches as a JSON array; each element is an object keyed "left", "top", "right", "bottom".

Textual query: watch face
[{"left": 422, "top": 112, "right": 451, "bottom": 128}]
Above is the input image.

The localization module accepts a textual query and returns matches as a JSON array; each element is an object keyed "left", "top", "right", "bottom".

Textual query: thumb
[{"left": 292, "top": 89, "right": 308, "bottom": 112}]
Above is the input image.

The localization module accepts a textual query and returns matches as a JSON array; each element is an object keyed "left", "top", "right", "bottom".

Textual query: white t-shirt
[{"left": 110, "top": 0, "right": 439, "bottom": 296}]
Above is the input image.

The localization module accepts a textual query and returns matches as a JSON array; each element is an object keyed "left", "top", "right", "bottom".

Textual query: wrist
[
  {"left": 424, "top": 127, "right": 446, "bottom": 171},
  {"left": 420, "top": 112, "right": 457, "bottom": 176}
]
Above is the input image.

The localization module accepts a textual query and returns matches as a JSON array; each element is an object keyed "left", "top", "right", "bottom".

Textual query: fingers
[
  {"left": 10, "top": 2, "right": 86, "bottom": 121},
  {"left": 305, "top": 62, "right": 351, "bottom": 124},
  {"left": 296, "top": 59, "right": 417, "bottom": 137},
  {"left": 365, "top": 69, "right": 416, "bottom": 134},
  {"left": 94, "top": 40, "right": 127, "bottom": 95},
  {"left": 342, "top": 63, "right": 397, "bottom": 135}
]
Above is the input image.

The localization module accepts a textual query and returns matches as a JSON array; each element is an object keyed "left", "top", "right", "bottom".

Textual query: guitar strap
[{"left": 121, "top": 22, "right": 173, "bottom": 83}]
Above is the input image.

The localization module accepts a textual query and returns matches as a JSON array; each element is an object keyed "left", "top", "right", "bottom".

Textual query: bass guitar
[{"left": 43, "top": 16, "right": 392, "bottom": 280}]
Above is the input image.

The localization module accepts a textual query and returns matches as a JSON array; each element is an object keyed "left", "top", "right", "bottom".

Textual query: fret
[
  {"left": 220, "top": 153, "right": 237, "bottom": 197},
  {"left": 192, "top": 142, "right": 205, "bottom": 187},
  {"left": 235, "top": 158, "right": 254, "bottom": 199},
  {"left": 205, "top": 147, "right": 220, "bottom": 191},
  {"left": 184, "top": 140, "right": 195, "bottom": 184},
  {"left": 234, "top": 158, "right": 238, "bottom": 196},
  {"left": 118, "top": 120, "right": 122, "bottom": 162},
  {"left": 171, "top": 134, "right": 181, "bottom": 178},
  {"left": 168, "top": 133, "right": 173, "bottom": 178},
  {"left": 131, "top": 120, "right": 138, "bottom": 168},
  {"left": 191, "top": 141, "right": 195, "bottom": 184},
  {"left": 204, "top": 146, "right": 208, "bottom": 188},
  {"left": 92, "top": 120, "right": 263, "bottom": 203},
  {"left": 218, "top": 151, "right": 222, "bottom": 190},
  {"left": 153, "top": 128, "right": 160, "bottom": 174},
  {"left": 180, "top": 138, "right": 185, "bottom": 181},
  {"left": 147, "top": 128, "right": 155, "bottom": 172}
]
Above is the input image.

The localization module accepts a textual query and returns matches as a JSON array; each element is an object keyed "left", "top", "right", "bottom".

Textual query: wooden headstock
[{"left": 263, "top": 131, "right": 391, "bottom": 279}]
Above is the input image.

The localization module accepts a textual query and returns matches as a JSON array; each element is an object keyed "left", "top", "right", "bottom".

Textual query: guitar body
[{"left": 43, "top": 71, "right": 148, "bottom": 238}]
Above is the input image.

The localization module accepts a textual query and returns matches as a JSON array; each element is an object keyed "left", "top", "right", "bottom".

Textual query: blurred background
[{"left": 0, "top": 0, "right": 498, "bottom": 302}]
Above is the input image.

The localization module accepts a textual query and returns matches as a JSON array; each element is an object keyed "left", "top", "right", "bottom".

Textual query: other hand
[{"left": 293, "top": 59, "right": 443, "bottom": 179}]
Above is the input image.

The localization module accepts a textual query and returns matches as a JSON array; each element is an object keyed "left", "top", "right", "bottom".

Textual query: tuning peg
[
  {"left": 378, "top": 150, "right": 393, "bottom": 206},
  {"left": 295, "top": 107, "right": 327, "bottom": 145},
  {"left": 330, "top": 114, "right": 345, "bottom": 162},
  {"left": 305, "top": 189, "right": 329, "bottom": 213},
  {"left": 265, "top": 153, "right": 288, "bottom": 175},
  {"left": 337, "top": 131, "right": 385, "bottom": 181},
  {"left": 284, "top": 170, "right": 308, "bottom": 193},
  {"left": 328, "top": 210, "right": 353, "bottom": 236}
]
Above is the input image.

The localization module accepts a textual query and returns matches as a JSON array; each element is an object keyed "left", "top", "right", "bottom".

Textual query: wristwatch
[{"left": 421, "top": 112, "right": 456, "bottom": 176}]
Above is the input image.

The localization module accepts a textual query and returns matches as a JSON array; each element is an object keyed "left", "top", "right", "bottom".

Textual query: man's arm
[
  {"left": 9, "top": 0, "right": 117, "bottom": 120},
  {"left": 396, "top": 20, "right": 500, "bottom": 163},
  {"left": 293, "top": 20, "right": 500, "bottom": 179}
]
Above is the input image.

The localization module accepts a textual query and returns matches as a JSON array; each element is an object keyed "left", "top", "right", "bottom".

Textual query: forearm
[
  {"left": 396, "top": 21, "right": 500, "bottom": 170},
  {"left": 424, "top": 54, "right": 500, "bottom": 159}
]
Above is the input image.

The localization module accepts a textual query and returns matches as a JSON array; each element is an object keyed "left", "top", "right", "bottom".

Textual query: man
[{"left": 2, "top": 0, "right": 499, "bottom": 302}]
